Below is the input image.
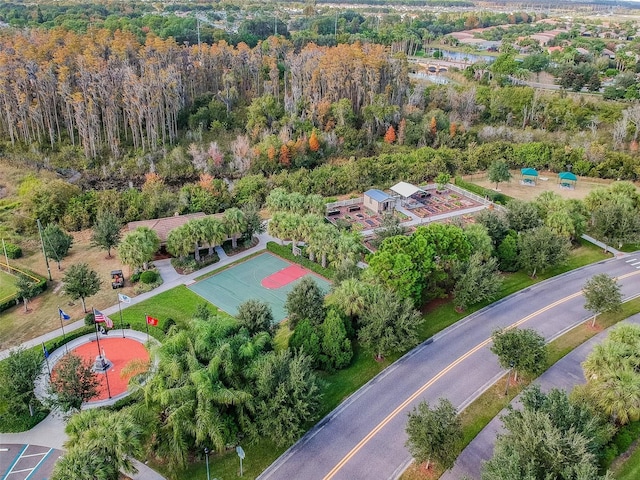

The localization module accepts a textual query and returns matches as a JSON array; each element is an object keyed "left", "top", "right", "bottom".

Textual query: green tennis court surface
[
  {"left": 0, "top": 269, "right": 17, "bottom": 302},
  {"left": 188, "top": 252, "right": 331, "bottom": 322}
]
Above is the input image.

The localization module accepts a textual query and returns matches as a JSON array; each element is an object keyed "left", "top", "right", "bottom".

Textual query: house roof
[
  {"left": 390, "top": 182, "right": 424, "bottom": 198},
  {"left": 127, "top": 212, "right": 208, "bottom": 243},
  {"left": 365, "top": 189, "right": 394, "bottom": 203}
]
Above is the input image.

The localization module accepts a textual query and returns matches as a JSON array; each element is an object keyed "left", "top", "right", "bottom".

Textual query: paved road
[
  {"left": 444, "top": 312, "right": 640, "bottom": 479},
  {"left": 258, "top": 254, "right": 640, "bottom": 480}
]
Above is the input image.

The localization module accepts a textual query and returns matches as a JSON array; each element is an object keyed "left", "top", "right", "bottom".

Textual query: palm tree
[
  {"left": 223, "top": 208, "right": 246, "bottom": 249},
  {"left": 298, "top": 214, "right": 322, "bottom": 247},
  {"left": 201, "top": 217, "right": 227, "bottom": 256},
  {"left": 332, "top": 232, "right": 363, "bottom": 268},
  {"left": 166, "top": 225, "right": 192, "bottom": 260},
  {"left": 309, "top": 223, "right": 338, "bottom": 268},
  {"left": 185, "top": 219, "right": 206, "bottom": 262},
  {"left": 267, "top": 212, "right": 288, "bottom": 245},
  {"left": 592, "top": 367, "right": 640, "bottom": 425},
  {"left": 327, "top": 278, "right": 371, "bottom": 319},
  {"left": 118, "top": 226, "right": 160, "bottom": 271},
  {"left": 56, "top": 408, "right": 144, "bottom": 480}
]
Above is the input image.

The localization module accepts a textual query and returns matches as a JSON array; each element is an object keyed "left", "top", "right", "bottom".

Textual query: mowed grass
[
  {"left": 614, "top": 444, "right": 640, "bottom": 480},
  {"left": 118, "top": 286, "right": 230, "bottom": 340},
  {"left": 0, "top": 269, "right": 17, "bottom": 301}
]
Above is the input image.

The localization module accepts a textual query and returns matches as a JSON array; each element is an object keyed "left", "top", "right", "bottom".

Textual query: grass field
[
  {"left": 615, "top": 443, "right": 640, "bottom": 480},
  {"left": 0, "top": 269, "right": 17, "bottom": 302}
]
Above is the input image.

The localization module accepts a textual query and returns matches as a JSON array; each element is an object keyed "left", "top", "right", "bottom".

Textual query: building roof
[
  {"left": 365, "top": 189, "right": 394, "bottom": 203},
  {"left": 127, "top": 212, "right": 208, "bottom": 243},
  {"left": 559, "top": 171, "right": 577, "bottom": 182},
  {"left": 390, "top": 182, "right": 424, "bottom": 198}
]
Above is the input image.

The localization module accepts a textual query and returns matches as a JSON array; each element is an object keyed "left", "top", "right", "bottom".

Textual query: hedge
[
  {"left": 267, "top": 242, "right": 335, "bottom": 280},
  {"left": 454, "top": 176, "right": 514, "bottom": 205}
]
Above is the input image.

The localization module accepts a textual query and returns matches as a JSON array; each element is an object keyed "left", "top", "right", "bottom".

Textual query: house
[
  {"left": 363, "top": 189, "right": 396, "bottom": 214},
  {"left": 127, "top": 212, "right": 225, "bottom": 246}
]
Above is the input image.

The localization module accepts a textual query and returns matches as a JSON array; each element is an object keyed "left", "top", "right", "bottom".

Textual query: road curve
[
  {"left": 258, "top": 254, "right": 640, "bottom": 480},
  {"left": 444, "top": 313, "right": 640, "bottom": 480}
]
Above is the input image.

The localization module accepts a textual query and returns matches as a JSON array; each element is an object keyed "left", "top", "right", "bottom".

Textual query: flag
[
  {"left": 42, "top": 343, "right": 49, "bottom": 359},
  {"left": 118, "top": 293, "right": 131, "bottom": 304},
  {"left": 146, "top": 315, "right": 159, "bottom": 327},
  {"left": 94, "top": 308, "right": 114, "bottom": 329},
  {"left": 58, "top": 308, "right": 71, "bottom": 320}
]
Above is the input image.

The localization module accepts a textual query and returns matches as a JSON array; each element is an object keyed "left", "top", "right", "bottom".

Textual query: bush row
[
  {"left": 267, "top": 242, "right": 336, "bottom": 280},
  {"left": 454, "top": 177, "right": 514, "bottom": 205}
]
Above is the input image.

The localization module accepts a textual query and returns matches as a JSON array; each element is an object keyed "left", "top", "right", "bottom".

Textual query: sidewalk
[{"left": 0, "top": 232, "right": 277, "bottom": 360}]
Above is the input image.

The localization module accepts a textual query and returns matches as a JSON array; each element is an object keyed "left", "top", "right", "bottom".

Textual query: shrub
[
  {"left": 140, "top": 271, "right": 158, "bottom": 284},
  {"left": 130, "top": 273, "right": 141, "bottom": 283},
  {"left": 161, "top": 317, "right": 177, "bottom": 334},
  {"left": 4, "top": 243, "right": 22, "bottom": 259},
  {"left": 84, "top": 312, "right": 95, "bottom": 326}
]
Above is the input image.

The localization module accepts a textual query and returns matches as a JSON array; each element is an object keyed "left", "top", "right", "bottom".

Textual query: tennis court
[
  {"left": 0, "top": 269, "right": 17, "bottom": 303},
  {"left": 189, "top": 253, "right": 331, "bottom": 322}
]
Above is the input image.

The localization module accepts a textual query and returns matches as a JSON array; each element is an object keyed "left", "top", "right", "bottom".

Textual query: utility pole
[
  {"left": 335, "top": 10, "right": 338, "bottom": 38},
  {"left": 274, "top": 13, "right": 278, "bottom": 36},
  {"left": 36, "top": 218, "right": 52, "bottom": 281},
  {"left": 2, "top": 238, "right": 9, "bottom": 271}
]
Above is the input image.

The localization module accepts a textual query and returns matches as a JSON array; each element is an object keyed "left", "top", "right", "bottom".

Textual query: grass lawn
[
  {"left": 118, "top": 286, "right": 229, "bottom": 340},
  {"left": 614, "top": 443, "right": 640, "bottom": 480},
  {"left": 0, "top": 268, "right": 17, "bottom": 301}
]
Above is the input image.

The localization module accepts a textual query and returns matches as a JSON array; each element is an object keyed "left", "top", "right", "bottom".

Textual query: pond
[{"left": 428, "top": 49, "right": 496, "bottom": 64}]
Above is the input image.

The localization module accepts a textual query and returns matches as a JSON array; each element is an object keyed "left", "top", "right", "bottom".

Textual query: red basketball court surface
[
  {"left": 261, "top": 264, "right": 308, "bottom": 289},
  {"left": 54, "top": 337, "right": 149, "bottom": 402}
]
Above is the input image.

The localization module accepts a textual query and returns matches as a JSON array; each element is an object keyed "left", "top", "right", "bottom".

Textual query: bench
[
  {"left": 327, "top": 210, "right": 340, "bottom": 217},
  {"left": 347, "top": 205, "right": 361, "bottom": 212}
]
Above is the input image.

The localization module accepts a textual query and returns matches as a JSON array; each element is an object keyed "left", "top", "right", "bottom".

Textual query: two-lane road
[{"left": 259, "top": 255, "right": 640, "bottom": 480}]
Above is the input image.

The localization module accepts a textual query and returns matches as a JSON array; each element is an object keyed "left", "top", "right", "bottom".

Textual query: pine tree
[
  {"left": 384, "top": 125, "right": 396, "bottom": 144},
  {"left": 309, "top": 131, "right": 320, "bottom": 152}
]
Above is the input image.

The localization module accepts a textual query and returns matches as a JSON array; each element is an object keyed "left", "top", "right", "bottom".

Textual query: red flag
[
  {"left": 146, "top": 315, "right": 159, "bottom": 326},
  {"left": 94, "top": 308, "right": 114, "bottom": 328}
]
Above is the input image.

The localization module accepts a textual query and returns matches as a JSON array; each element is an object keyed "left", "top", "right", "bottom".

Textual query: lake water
[{"left": 428, "top": 49, "right": 496, "bottom": 64}]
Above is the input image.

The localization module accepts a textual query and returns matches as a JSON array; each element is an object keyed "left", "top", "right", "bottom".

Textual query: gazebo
[
  {"left": 520, "top": 168, "right": 538, "bottom": 186},
  {"left": 558, "top": 171, "right": 577, "bottom": 189}
]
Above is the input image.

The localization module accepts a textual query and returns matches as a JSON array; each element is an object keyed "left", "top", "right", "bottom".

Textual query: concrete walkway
[
  {"left": 442, "top": 313, "right": 640, "bottom": 480},
  {"left": 581, "top": 233, "right": 624, "bottom": 257}
]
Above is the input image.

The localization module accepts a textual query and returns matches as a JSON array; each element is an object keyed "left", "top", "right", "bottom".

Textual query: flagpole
[
  {"left": 58, "top": 306, "right": 68, "bottom": 353},
  {"left": 146, "top": 314, "right": 149, "bottom": 343},
  {"left": 42, "top": 343, "right": 51, "bottom": 378},
  {"left": 93, "top": 311, "right": 102, "bottom": 360},
  {"left": 104, "top": 362, "right": 112, "bottom": 399},
  {"left": 118, "top": 294, "right": 125, "bottom": 338}
]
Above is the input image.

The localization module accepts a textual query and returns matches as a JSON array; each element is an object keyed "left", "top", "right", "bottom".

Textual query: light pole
[{"left": 204, "top": 447, "right": 210, "bottom": 480}]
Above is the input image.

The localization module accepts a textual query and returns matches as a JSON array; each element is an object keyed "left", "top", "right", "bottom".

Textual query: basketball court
[{"left": 189, "top": 252, "right": 332, "bottom": 322}]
